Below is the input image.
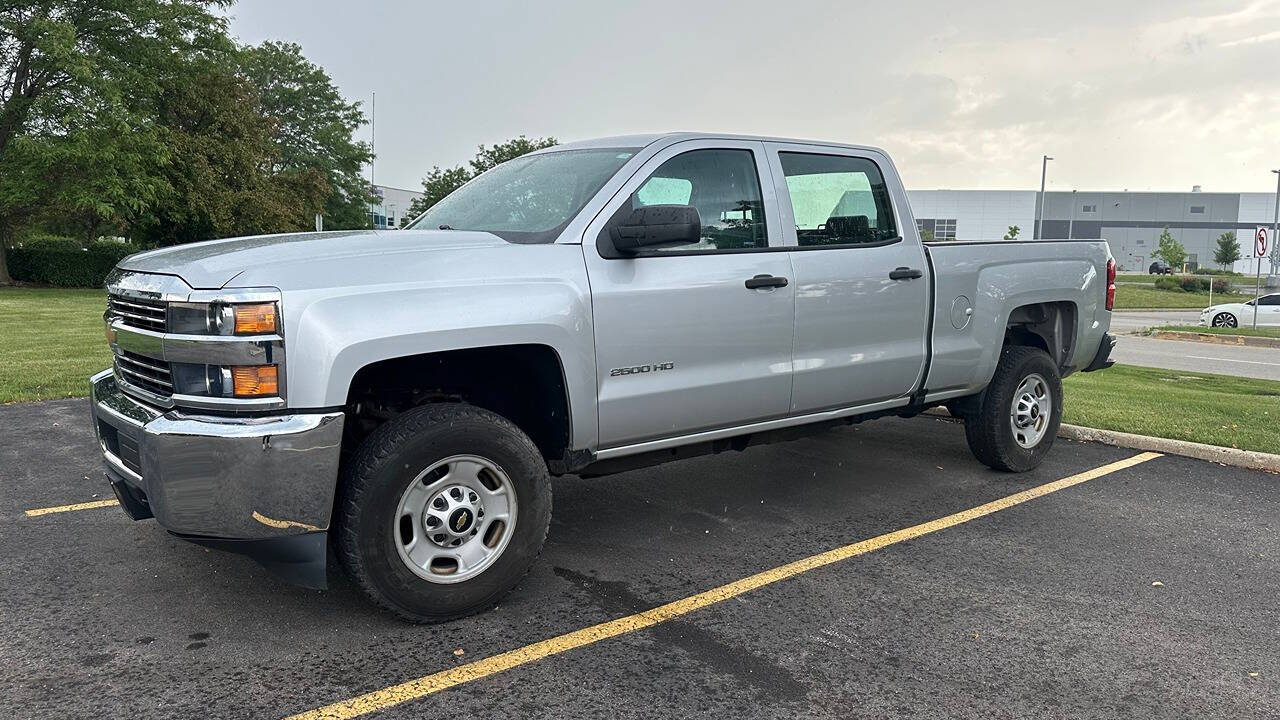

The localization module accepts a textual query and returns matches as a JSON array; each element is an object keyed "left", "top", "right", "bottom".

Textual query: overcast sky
[{"left": 228, "top": 0, "right": 1280, "bottom": 193}]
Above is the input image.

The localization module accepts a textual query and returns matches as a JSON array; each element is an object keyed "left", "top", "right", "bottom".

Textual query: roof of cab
[{"left": 544, "top": 132, "right": 886, "bottom": 157}]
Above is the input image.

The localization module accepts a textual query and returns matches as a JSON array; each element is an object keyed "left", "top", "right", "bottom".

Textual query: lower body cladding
[{"left": 89, "top": 370, "right": 344, "bottom": 588}]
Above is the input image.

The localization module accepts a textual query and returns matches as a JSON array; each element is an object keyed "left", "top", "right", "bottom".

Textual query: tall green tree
[
  {"left": 1213, "top": 231, "right": 1240, "bottom": 269},
  {"left": 238, "top": 41, "right": 374, "bottom": 230},
  {"left": 130, "top": 66, "right": 328, "bottom": 246},
  {"left": 0, "top": 0, "right": 232, "bottom": 282},
  {"left": 1154, "top": 226, "right": 1187, "bottom": 269},
  {"left": 1002, "top": 225, "right": 1020, "bottom": 241},
  {"left": 407, "top": 136, "right": 557, "bottom": 217}
]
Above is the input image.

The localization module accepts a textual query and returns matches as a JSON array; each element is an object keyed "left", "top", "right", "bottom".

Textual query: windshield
[{"left": 406, "top": 148, "right": 639, "bottom": 243}]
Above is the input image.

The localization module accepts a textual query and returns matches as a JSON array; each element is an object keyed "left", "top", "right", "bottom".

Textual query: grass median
[
  {"left": 0, "top": 287, "right": 111, "bottom": 403},
  {"left": 1063, "top": 364, "right": 1280, "bottom": 454},
  {"left": 1150, "top": 325, "right": 1280, "bottom": 339},
  {"left": 1113, "top": 285, "right": 1252, "bottom": 310}
]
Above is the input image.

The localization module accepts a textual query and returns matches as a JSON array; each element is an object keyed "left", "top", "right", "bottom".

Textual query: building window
[
  {"left": 1136, "top": 239, "right": 1144, "bottom": 246},
  {"left": 1081, "top": 204, "right": 1097, "bottom": 213},
  {"left": 934, "top": 219, "right": 957, "bottom": 241},
  {"left": 1190, "top": 205, "right": 1205, "bottom": 214}
]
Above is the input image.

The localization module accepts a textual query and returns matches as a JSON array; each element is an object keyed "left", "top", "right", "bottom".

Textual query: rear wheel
[
  {"left": 1211, "top": 312, "right": 1237, "bottom": 328},
  {"left": 963, "top": 346, "right": 1063, "bottom": 472},
  {"left": 335, "top": 403, "right": 552, "bottom": 622}
]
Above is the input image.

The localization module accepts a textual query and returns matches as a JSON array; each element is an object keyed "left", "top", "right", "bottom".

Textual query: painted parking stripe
[
  {"left": 285, "top": 451, "right": 1162, "bottom": 720},
  {"left": 24, "top": 499, "right": 119, "bottom": 517}
]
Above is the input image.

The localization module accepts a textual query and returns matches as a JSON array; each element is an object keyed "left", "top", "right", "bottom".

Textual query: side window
[
  {"left": 1260, "top": 295, "right": 1280, "bottom": 306},
  {"left": 628, "top": 149, "right": 768, "bottom": 251},
  {"left": 778, "top": 152, "right": 898, "bottom": 247}
]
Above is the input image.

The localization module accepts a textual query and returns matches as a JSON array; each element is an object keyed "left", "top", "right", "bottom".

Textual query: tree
[
  {"left": 1153, "top": 226, "right": 1187, "bottom": 270},
  {"left": 1003, "top": 225, "right": 1021, "bottom": 241},
  {"left": 0, "top": 0, "right": 232, "bottom": 282},
  {"left": 130, "top": 66, "right": 328, "bottom": 246},
  {"left": 919, "top": 227, "right": 935, "bottom": 243},
  {"left": 406, "top": 136, "right": 557, "bottom": 217},
  {"left": 1213, "top": 231, "right": 1240, "bottom": 269},
  {"left": 238, "top": 41, "right": 374, "bottom": 230}
]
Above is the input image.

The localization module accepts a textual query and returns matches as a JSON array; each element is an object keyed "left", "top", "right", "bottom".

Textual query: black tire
[
  {"left": 335, "top": 403, "right": 552, "bottom": 622},
  {"left": 963, "top": 346, "right": 1063, "bottom": 473}
]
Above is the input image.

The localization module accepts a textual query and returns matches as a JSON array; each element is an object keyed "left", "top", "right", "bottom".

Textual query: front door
[{"left": 583, "top": 140, "right": 796, "bottom": 448}]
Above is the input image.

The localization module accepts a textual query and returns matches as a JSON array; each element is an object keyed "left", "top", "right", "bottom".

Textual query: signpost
[{"left": 1254, "top": 226, "right": 1268, "bottom": 329}]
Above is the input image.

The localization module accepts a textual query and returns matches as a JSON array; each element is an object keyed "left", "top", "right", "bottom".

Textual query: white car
[{"left": 1201, "top": 292, "right": 1280, "bottom": 328}]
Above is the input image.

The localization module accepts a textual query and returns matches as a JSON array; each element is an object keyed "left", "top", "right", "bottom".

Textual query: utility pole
[
  {"left": 370, "top": 91, "right": 377, "bottom": 228},
  {"left": 1038, "top": 155, "right": 1053, "bottom": 240}
]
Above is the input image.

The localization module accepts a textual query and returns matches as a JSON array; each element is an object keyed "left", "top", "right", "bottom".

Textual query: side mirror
[{"left": 610, "top": 205, "right": 701, "bottom": 253}]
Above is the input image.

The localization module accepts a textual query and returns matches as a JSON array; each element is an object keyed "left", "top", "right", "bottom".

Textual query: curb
[
  {"left": 1146, "top": 330, "right": 1280, "bottom": 349},
  {"left": 922, "top": 408, "right": 1280, "bottom": 474}
]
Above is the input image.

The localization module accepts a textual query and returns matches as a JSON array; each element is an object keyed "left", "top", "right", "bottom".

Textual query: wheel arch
[{"left": 343, "top": 344, "right": 576, "bottom": 470}]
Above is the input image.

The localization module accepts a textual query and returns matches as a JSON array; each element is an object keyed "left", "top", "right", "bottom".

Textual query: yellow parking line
[
  {"left": 24, "top": 499, "right": 119, "bottom": 517},
  {"left": 285, "top": 451, "right": 1162, "bottom": 720}
]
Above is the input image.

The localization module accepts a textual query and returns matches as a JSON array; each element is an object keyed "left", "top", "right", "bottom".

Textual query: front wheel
[
  {"left": 963, "top": 346, "right": 1063, "bottom": 472},
  {"left": 335, "top": 403, "right": 552, "bottom": 622},
  {"left": 1211, "top": 312, "right": 1237, "bottom": 328}
]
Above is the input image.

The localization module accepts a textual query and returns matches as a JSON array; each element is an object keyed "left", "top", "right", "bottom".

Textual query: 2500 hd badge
[{"left": 609, "top": 362, "right": 675, "bottom": 377}]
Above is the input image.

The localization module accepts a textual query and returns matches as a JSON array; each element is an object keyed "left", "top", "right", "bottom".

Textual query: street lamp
[
  {"left": 1271, "top": 169, "right": 1279, "bottom": 276},
  {"left": 1038, "top": 155, "right": 1053, "bottom": 240}
]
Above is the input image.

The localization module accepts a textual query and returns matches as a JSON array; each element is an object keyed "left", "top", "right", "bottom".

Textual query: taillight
[{"left": 1105, "top": 258, "right": 1116, "bottom": 311}]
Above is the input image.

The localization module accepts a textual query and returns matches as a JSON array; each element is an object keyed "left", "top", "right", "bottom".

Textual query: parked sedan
[
  {"left": 1149, "top": 261, "right": 1173, "bottom": 275},
  {"left": 1201, "top": 293, "right": 1280, "bottom": 328}
]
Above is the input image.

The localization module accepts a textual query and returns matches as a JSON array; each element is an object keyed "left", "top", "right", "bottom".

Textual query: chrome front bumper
[{"left": 89, "top": 369, "right": 344, "bottom": 540}]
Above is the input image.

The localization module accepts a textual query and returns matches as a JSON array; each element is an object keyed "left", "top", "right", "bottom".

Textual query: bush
[
  {"left": 1193, "top": 268, "right": 1242, "bottom": 277},
  {"left": 8, "top": 239, "right": 141, "bottom": 287},
  {"left": 1153, "top": 276, "right": 1230, "bottom": 293}
]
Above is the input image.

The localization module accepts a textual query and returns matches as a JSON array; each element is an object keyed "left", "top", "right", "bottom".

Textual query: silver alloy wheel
[
  {"left": 1212, "top": 312, "right": 1237, "bottom": 328},
  {"left": 393, "top": 454, "right": 517, "bottom": 584},
  {"left": 1009, "top": 373, "right": 1052, "bottom": 449}
]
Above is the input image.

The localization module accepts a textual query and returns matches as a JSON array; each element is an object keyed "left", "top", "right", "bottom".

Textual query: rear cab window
[{"left": 776, "top": 152, "right": 898, "bottom": 247}]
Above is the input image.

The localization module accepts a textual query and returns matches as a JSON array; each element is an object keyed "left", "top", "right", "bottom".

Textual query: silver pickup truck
[{"left": 90, "top": 132, "right": 1116, "bottom": 621}]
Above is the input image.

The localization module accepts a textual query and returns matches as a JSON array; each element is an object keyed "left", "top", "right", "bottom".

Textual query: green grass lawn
[
  {"left": 1113, "top": 284, "right": 1253, "bottom": 309},
  {"left": 1150, "top": 325, "right": 1280, "bottom": 339},
  {"left": 0, "top": 287, "right": 111, "bottom": 403},
  {"left": 1064, "top": 364, "right": 1280, "bottom": 454}
]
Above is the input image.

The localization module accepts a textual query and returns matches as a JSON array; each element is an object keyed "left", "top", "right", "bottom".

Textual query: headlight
[{"left": 167, "top": 302, "right": 279, "bottom": 336}]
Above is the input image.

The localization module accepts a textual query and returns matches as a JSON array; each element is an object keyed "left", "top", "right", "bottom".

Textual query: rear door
[
  {"left": 1259, "top": 293, "right": 1280, "bottom": 326},
  {"left": 583, "top": 139, "right": 795, "bottom": 448},
  {"left": 763, "top": 143, "right": 930, "bottom": 413}
]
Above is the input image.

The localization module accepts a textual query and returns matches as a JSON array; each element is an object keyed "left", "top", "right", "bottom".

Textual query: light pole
[
  {"left": 1038, "top": 155, "right": 1053, "bottom": 240},
  {"left": 1271, "top": 169, "right": 1280, "bottom": 276},
  {"left": 1068, "top": 189, "right": 1076, "bottom": 239}
]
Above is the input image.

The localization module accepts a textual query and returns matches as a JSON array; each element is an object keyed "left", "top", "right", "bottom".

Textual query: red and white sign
[{"left": 1257, "top": 226, "right": 1269, "bottom": 258}]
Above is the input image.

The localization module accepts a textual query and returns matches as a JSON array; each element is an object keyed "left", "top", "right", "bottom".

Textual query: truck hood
[{"left": 118, "top": 230, "right": 512, "bottom": 289}]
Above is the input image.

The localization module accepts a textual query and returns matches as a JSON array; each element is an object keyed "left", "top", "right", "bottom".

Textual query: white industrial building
[{"left": 907, "top": 189, "right": 1279, "bottom": 275}]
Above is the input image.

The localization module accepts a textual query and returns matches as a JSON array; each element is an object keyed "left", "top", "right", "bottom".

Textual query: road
[
  {"left": 1110, "top": 310, "right": 1199, "bottom": 334},
  {"left": 1107, "top": 312, "right": 1280, "bottom": 381},
  {"left": 3, "top": 399, "right": 1278, "bottom": 719}
]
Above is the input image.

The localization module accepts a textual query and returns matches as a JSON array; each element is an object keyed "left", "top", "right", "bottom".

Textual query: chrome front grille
[
  {"left": 107, "top": 294, "right": 167, "bottom": 332},
  {"left": 114, "top": 349, "right": 174, "bottom": 398}
]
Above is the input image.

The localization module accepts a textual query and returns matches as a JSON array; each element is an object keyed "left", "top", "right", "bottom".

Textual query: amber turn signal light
[
  {"left": 231, "top": 365, "right": 279, "bottom": 397},
  {"left": 233, "top": 303, "right": 277, "bottom": 334}
]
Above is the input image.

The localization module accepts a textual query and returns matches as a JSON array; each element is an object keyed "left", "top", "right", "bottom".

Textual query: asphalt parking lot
[{"left": 3, "top": 399, "right": 1278, "bottom": 719}]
